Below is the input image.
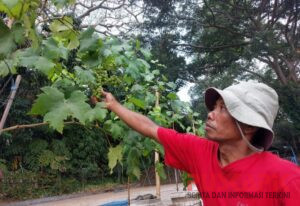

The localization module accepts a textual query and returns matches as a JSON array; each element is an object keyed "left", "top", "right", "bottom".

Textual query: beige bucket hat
[{"left": 205, "top": 82, "right": 279, "bottom": 150}]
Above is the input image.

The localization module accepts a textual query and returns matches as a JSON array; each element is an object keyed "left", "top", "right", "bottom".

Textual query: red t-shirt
[{"left": 158, "top": 127, "right": 300, "bottom": 206}]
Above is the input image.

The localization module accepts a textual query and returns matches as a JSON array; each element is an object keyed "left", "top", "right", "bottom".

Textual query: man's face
[{"left": 205, "top": 98, "right": 241, "bottom": 142}]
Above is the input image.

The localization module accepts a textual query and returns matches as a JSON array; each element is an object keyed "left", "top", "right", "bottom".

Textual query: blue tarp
[{"left": 100, "top": 200, "right": 128, "bottom": 206}]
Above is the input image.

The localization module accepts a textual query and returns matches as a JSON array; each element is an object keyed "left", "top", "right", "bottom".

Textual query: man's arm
[{"left": 100, "top": 91, "right": 160, "bottom": 142}]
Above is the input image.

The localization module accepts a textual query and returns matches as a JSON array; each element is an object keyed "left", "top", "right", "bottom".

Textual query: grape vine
[{"left": 0, "top": 0, "right": 204, "bottom": 180}]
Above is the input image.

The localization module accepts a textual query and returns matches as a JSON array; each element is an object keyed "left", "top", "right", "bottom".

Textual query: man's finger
[{"left": 101, "top": 89, "right": 108, "bottom": 96}]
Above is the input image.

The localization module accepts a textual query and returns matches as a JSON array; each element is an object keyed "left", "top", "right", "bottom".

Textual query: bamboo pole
[
  {"left": 172, "top": 122, "right": 179, "bottom": 192},
  {"left": 155, "top": 90, "right": 161, "bottom": 198},
  {"left": 0, "top": 75, "right": 22, "bottom": 135}
]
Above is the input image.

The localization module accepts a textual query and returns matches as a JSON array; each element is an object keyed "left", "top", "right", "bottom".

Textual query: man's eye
[{"left": 221, "top": 105, "right": 226, "bottom": 110}]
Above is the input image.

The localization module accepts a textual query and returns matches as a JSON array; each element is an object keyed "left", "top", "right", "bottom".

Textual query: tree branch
[
  {"left": 174, "top": 42, "right": 249, "bottom": 51},
  {"left": 78, "top": 0, "right": 125, "bottom": 19}
]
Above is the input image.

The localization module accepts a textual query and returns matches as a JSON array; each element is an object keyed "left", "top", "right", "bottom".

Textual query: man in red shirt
[{"left": 101, "top": 82, "right": 300, "bottom": 205}]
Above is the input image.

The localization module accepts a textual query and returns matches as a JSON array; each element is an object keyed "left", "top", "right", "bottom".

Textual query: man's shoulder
[{"left": 259, "top": 152, "right": 300, "bottom": 177}]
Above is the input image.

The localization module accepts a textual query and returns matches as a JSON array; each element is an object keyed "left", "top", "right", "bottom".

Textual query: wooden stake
[
  {"left": 155, "top": 90, "right": 161, "bottom": 198},
  {"left": 0, "top": 75, "right": 22, "bottom": 135},
  {"left": 127, "top": 176, "right": 130, "bottom": 205},
  {"left": 172, "top": 122, "right": 179, "bottom": 192}
]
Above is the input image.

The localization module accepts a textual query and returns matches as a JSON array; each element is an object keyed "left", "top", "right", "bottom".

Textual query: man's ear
[
  {"left": 239, "top": 122, "right": 258, "bottom": 135},
  {"left": 243, "top": 125, "right": 258, "bottom": 135}
]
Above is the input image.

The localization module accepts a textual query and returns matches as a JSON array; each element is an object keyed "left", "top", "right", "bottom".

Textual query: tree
[{"left": 139, "top": 0, "right": 300, "bottom": 152}]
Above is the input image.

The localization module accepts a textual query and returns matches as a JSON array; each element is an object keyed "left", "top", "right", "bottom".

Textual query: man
[{"left": 100, "top": 82, "right": 300, "bottom": 205}]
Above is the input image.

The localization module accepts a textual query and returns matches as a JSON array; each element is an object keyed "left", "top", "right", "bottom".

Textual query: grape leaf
[
  {"left": 0, "top": 20, "right": 16, "bottom": 59},
  {"left": 167, "top": 92, "right": 178, "bottom": 100},
  {"left": 43, "top": 38, "right": 68, "bottom": 60},
  {"left": 12, "top": 22, "right": 25, "bottom": 44},
  {"left": 30, "top": 87, "right": 91, "bottom": 132},
  {"left": 79, "top": 27, "right": 99, "bottom": 52},
  {"left": 0, "top": 0, "right": 30, "bottom": 19},
  {"left": 129, "top": 97, "right": 146, "bottom": 110},
  {"left": 74, "top": 66, "right": 95, "bottom": 84},
  {"left": 0, "top": 60, "right": 16, "bottom": 77},
  {"left": 35, "top": 57, "right": 56, "bottom": 76},
  {"left": 108, "top": 145, "right": 123, "bottom": 174},
  {"left": 127, "top": 147, "right": 141, "bottom": 179},
  {"left": 2, "top": 0, "right": 19, "bottom": 9},
  {"left": 30, "top": 87, "right": 65, "bottom": 115},
  {"left": 110, "top": 123, "right": 124, "bottom": 139},
  {"left": 155, "top": 162, "right": 167, "bottom": 180},
  {"left": 67, "top": 32, "right": 79, "bottom": 50},
  {"left": 18, "top": 52, "right": 55, "bottom": 76},
  {"left": 85, "top": 102, "right": 107, "bottom": 122}
]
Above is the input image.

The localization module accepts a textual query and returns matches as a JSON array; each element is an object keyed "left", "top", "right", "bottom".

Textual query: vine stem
[{"left": 0, "top": 121, "right": 79, "bottom": 133}]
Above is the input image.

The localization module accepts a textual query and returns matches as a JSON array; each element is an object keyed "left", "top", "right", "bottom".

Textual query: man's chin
[{"left": 205, "top": 133, "right": 220, "bottom": 142}]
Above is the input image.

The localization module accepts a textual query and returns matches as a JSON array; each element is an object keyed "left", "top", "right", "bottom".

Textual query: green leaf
[
  {"left": 49, "top": 16, "right": 73, "bottom": 33},
  {"left": 130, "top": 84, "right": 144, "bottom": 92},
  {"left": 129, "top": 97, "right": 146, "bottom": 110},
  {"left": 0, "top": 20, "right": 16, "bottom": 59},
  {"left": 108, "top": 145, "right": 123, "bottom": 174},
  {"left": 79, "top": 28, "right": 99, "bottom": 52},
  {"left": 110, "top": 123, "right": 124, "bottom": 139},
  {"left": 44, "top": 106, "right": 69, "bottom": 133},
  {"left": 81, "top": 52, "right": 102, "bottom": 68},
  {"left": 155, "top": 162, "right": 167, "bottom": 180},
  {"left": 30, "top": 87, "right": 90, "bottom": 132},
  {"left": 0, "top": 0, "right": 31, "bottom": 19},
  {"left": 43, "top": 38, "right": 68, "bottom": 60},
  {"left": 35, "top": 57, "right": 56, "bottom": 76},
  {"left": 144, "top": 73, "right": 154, "bottom": 82},
  {"left": 12, "top": 22, "right": 25, "bottom": 44},
  {"left": 126, "top": 62, "right": 140, "bottom": 79},
  {"left": 79, "top": 27, "right": 95, "bottom": 39},
  {"left": 167, "top": 92, "right": 178, "bottom": 100},
  {"left": 127, "top": 147, "right": 141, "bottom": 179},
  {"left": 2, "top": 0, "right": 19, "bottom": 9},
  {"left": 136, "top": 40, "right": 141, "bottom": 50},
  {"left": 74, "top": 66, "right": 95, "bottom": 84},
  {"left": 17, "top": 50, "right": 55, "bottom": 76},
  {"left": 85, "top": 102, "right": 107, "bottom": 122},
  {"left": 67, "top": 32, "right": 79, "bottom": 50},
  {"left": 131, "top": 166, "right": 141, "bottom": 179},
  {"left": 166, "top": 82, "right": 177, "bottom": 89},
  {"left": 140, "top": 48, "right": 151, "bottom": 60},
  {"left": 0, "top": 60, "right": 16, "bottom": 77},
  {"left": 30, "top": 87, "right": 65, "bottom": 115}
]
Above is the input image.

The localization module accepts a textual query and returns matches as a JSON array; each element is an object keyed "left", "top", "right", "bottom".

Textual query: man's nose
[{"left": 207, "top": 110, "right": 215, "bottom": 120}]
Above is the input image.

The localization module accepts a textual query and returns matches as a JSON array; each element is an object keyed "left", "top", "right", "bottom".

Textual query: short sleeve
[
  {"left": 157, "top": 127, "right": 216, "bottom": 173},
  {"left": 280, "top": 177, "right": 300, "bottom": 205}
]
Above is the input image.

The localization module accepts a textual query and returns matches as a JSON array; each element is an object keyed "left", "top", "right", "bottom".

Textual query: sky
[{"left": 177, "top": 82, "right": 194, "bottom": 103}]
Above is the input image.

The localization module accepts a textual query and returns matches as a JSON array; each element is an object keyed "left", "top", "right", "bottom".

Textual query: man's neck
[{"left": 218, "top": 141, "right": 257, "bottom": 167}]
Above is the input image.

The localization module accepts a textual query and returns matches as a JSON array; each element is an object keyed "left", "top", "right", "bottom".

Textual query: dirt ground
[{"left": 1, "top": 183, "right": 201, "bottom": 206}]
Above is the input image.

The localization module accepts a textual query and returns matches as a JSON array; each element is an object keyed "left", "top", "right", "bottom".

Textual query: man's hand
[
  {"left": 90, "top": 90, "right": 119, "bottom": 111},
  {"left": 91, "top": 89, "right": 159, "bottom": 141},
  {"left": 101, "top": 90, "right": 119, "bottom": 111}
]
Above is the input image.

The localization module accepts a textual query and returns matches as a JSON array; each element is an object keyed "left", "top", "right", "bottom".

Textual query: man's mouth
[{"left": 205, "top": 122, "right": 216, "bottom": 130}]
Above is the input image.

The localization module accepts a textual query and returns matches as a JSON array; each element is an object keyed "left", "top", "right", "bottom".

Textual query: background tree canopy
[
  {"left": 139, "top": 0, "right": 300, "bottom": 152},
  {"left": 0, "top": 0, "right": 299, "bottom": 200}
]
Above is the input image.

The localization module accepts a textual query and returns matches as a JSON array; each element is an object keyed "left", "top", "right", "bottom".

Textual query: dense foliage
[{"left": 0, "top": 0, "right": 203, "bottom": 200}]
